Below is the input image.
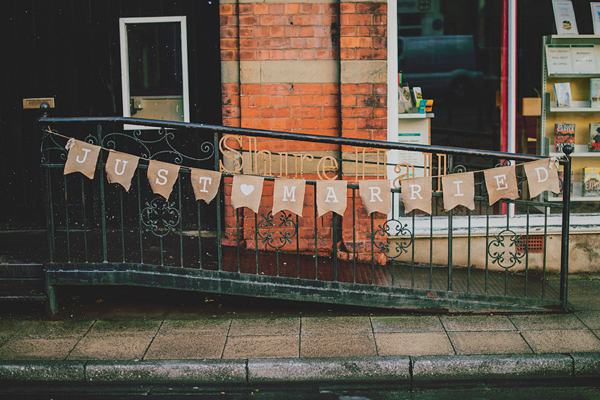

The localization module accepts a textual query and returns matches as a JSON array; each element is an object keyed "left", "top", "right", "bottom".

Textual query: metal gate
[{"left": 39, "top": 116, "right": 572, "bottom": 313}]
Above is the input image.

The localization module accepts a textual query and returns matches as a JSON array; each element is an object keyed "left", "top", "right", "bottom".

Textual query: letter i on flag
[
  {"left": 147, "top": 160, "right": 180, "bottom": 200},
  {"left": 63, "top": 138, "right": 101, "bottom": 179},
  {"left": 272, "top": 178, "right": 306, "bottom": 216},
  {"left": 105, "top": 150, "right": 139, "bottom": 192},
  {"left": 523, "top": 159, "right": 560, "bottom": 198}
]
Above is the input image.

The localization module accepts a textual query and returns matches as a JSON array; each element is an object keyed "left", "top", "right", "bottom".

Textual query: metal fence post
[{"left": 560, "top": 144, "right": 573, "bottom": 309}]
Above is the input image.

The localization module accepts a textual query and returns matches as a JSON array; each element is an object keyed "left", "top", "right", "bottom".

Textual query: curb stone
[
  {"left": 0, "top": 361, "right": 85, "bottom": 382},
  {"left": 247, "top": 357, "right": 411, "bottom": 384},
  {"left": 572, "top": 352, "right": 600, "bottom": 378}
]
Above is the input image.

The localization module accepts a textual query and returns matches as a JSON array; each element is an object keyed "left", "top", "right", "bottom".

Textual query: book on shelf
[
  {"left": 554, "top": 123, "right": 575, "bottom": 152},
  {"left": 412, "top": 87, "right": 423, "bottom": 106},
  {"left": 591, "top": 79, "right": 600, "bottom": 108},
  {"left": 590, "top": 123, "right": 600, "bottom": 151},
  {"left": 546, "top": 45, "right": 573, "bottom": 74},
  {"left": 554, "top": 166, "right": 574, "bottom": 198},
  {"left": 552, "top": 0, "right": 579, "bottom": 35},
  {"left": 571, "top": 44, "right": 597, "bottom": 74},
  {"left": 398, "top": 85, "right": 412, "bottom": 113},
  {"left": 583, "top": 167, "right": 600, "bottom": 197},
  {"left": 554, "top": 82, "right": 572, "bottom": 107},
  {"left": 592, "top": 2, "right": 600, "bottom": 35}
]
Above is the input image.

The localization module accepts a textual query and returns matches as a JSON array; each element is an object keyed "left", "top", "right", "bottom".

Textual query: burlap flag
[
  {"left": 484, "top": 165, "right": 519, "bottom": 205},
  {"left": 441, "top": 172, "right": 475, "bottom": 211},
  {"left": 523, "top": 159, "right": 560, "bottom": 198},
  {"left": 147, "top": 160, "right": 180, "bottom": 200},
  {"left": 316, "top": 180, "right": 347, "bottom": 217},
  {"left": 63, "top": 138, "right": 101, "bottom": 179},
  {"left": 231, "top": 174, "right": 264, "bottom": 213},
  {"left": 401, "top": 176, "right": 432, "bottom": 215},
  {"left": 358, "top": 180, "right": 392, "bottom": 215},
  {"left": 105, "top": 150, "right": 139, "bottom": 191},
  {"left": 272, "top": 178, "right": 306, "bottom": 216},
  {"left": 190, "top": 168, "right": 222, "bottom": 204}
]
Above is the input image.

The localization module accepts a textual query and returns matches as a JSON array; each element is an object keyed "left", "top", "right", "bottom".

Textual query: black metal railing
[{"left": 39, "top": 116, "right": 572, "bottom": 313}]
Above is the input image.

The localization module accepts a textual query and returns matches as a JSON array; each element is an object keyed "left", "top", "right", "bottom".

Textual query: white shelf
[
  {"left": 550, "top": 35, "right": 600, "bottom": 39},
  {"left": 548, "top": 73, "right": 600, "bottom": 78},
  {"left": 550, "top": 101, "right": 600, "bottom": 112},
  {"left": 549, "top": 144, "right": 600, "bottom": 157},
  {"left": 398, "top": 113, "right": 434, "bottom": 119}
]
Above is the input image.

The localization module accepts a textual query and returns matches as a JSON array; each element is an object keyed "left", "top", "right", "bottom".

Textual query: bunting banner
[
  {"left": 231, "top": 174, "right": 264, "bottom": 213},
  {"left": 105, "top": 150, "right": 139, "bottom": 192},
  {"left": 191, "top": 168, "right": 222, "bottom": 204},
  {"left": 484, "top": 165, "right": 519, "bottom": 205},
  {"left": 148, "top": 160, "right": 180, "bottom": 200},
  {"left": 401, "top": 176, "right": 432, "bottom": 215},
  {"left": 63, "top": 139, "right": 101, "bottom": 179},
  {"left": 523, "top": 159, "right": 560, "bottom": 198},
  {"left": 441, "top": 172, "right": 475, "bottom": 211},
  {"left": 358, "top": 180, "right": 392, "bottom": 215},
  {"left": 272, "top": 178, "right": 306, "bottom": 216},
  {"left": 316, "top": 180, "right": 347, "bottom": 217}
]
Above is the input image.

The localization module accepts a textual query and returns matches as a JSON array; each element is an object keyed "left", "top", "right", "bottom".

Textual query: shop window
[{"left": 119, "top": 16, "right": 190, "bottom": 127}]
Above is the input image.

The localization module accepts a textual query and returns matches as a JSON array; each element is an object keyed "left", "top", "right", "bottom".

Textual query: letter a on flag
[
  {"left": 105, "top": 150, "right": 139, "bottom": 191},
  {"left": 523, "top": 159, "right": 560, "bottom": 198},
  {"left": 147, "top": 160, "right": 180, "bottom": 200},
  {"left": 316, "top": 180, "right": 347, "bottom": 217},
  {"left": 64, "top": 138, "right": 101, "bottom": 179},
  {"left": 272, "top": 178, "right": 306, "bottom": 216}
]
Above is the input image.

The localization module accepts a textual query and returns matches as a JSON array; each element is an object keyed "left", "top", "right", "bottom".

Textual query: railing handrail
[{"left": 39, "top": 116, "right": 548, "bottom": 162}]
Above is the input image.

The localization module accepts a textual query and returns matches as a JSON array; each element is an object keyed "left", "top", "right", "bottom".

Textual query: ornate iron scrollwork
[
  {"left": 257, "top": 211, "right": 297, "bottom": 250},
  {"left": 141, "top": 197, "right": 180, "bottom": 237},
  {"left": 371, "top": 219, "right": 413, "bottom": 260},
  {"left": 487, "top": 229, "right": 525, "bottom": 269}
]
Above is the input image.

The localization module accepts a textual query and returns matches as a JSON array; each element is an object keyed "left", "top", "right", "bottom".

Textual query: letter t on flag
[
  {"left": 272, "top": 178, "right": 306, "bottom": 216},
  {"left": 523, "top": 159, "right": 560, "bottom": 198}
]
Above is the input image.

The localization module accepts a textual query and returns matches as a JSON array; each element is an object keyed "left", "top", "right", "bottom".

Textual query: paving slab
[
  {"left": 0, "top": 321, "right": 25, "bottom": 344},
  {"left": 301, "top": 316, "right": 372, "bottom": 334},
  {"left": 509, "top": 313, "right": 587, "bottom": 330},
  {"left": 85, "top": 320, "right": 162, "bottom": 336},
  {"left": 158, "top": 318, "right": 231, "bottom": 335},
  {"left": 375, "top": 332, "right": 454, "bottom": 356},
  {"left": 440, "top": 315, "right": 516, "bottom": 332},
  {"left": 18, "top": 320, "right": 94, "bottom": 338},
  {"left": 144, "top": 334, "right": 226, "bottom": 360},
  {"left": 85, "top": 360, "right": 247, "bottom": 384},
  {"left": 412, "top": 354, "right": 573, "bottom": 382},
  {"left": 248, "top": 357, "right": 411, "bottom": 384},
  {"left": 448, "top": 331, "right": 532, "bottom": 355},
  {"left": 300, "top": 333, "right": 376, "bottom": 358},
  {"left": 0, "top": 338, "right": 80, "bottom": 360},
  {"left": 371, "top": 316, "right": 443, "bottom": 333},
  {"left": 521, "top": 329, "right": 600, "bottom": 353},
  {"left": 575, "top": 311, "right": 600, "bottom": 330},
  {"left": 228, "top": 317, "right": 300, "bottom": 336},
  {"left": 67, "top": 335, "right": 154, "bottom": 360},
  {"left": 223, "top": 335, "right": 299, "bottom": 359}
]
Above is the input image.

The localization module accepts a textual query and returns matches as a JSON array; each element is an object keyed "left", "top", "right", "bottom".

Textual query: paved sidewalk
[{"left": 0, "top": 276, "right": 599, "bottom": 386}]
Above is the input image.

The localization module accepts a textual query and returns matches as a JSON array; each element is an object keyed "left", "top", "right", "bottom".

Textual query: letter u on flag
[
  {"left": 523, "top": 159, "right": 560, "bottom": 198},
  {"left": 63, "top": 138, "right": 101, "bottom": 179},
  {"left": 105, "top": 150, "right": 139, "bottom": 192},
  {"left": 484, "top": 165, "right": 519, "bottom": 205},
  {"left": 231, "top": 174, "right": 265, "bottom": 213},
  {"left": 401, "top": 176, "right": 432, "bottom": 215},
  {"left": 190, "top": 168, "right": 222, "bottom": 204},
  {"left": 316, "top": 180, "right": 347, "bottom": 217},
  {"left": 147, "top": 160, "right": 180, "bottom": 200},
  {"left": 272, "top": 178, "right": 306, "bottom": 216},
  {"left": 358, "top": 180, "right": 391, "bottom": 215}
]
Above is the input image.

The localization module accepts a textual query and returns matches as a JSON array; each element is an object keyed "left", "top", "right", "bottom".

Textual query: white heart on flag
[{"left": 240, "top": 184, "right": 254, "bottom": 196}]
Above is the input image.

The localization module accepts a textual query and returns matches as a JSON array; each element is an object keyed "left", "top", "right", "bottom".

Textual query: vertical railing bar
[
  {"left": 236, "top": 208, "right": 241, "bottom": 273},
  {"left": 120, "top": 189, "right": 125, "bottom": 263},
  {"left": 178, "top": 178, "right": 184, "bottom": 268},
  {"left": 560, "top": 152, "right": 572, "bottom": 309},
  {"left": 254, "top": 212, "right": 259, "bottom": 275},
  {"left": 296, "top": 215, "right": 300, "bottom": 278},
  {"left": 333, "top": 214, "right": 338, "bottom": 283},
  {"left": 447, "top": 209, "right": 453, "bottom": 292},
  {"left": 411, "top": 213, "right": 415, "bottom": 289},
  {"left": 63, "top": 175, "right": 71, "bottom": 263},
  {"left": 542, "top": 206, "right": 548, "bottom": 299},
  {"left": 314, "top": 186, "right": 318, "bottom": 280},
  {"left": 485, "top": 202, "right": 490, "bottom": 295},
  {"left": 214, "top": 132, "right": 223, "bottom": 271},
  {"left": 45, "top": 169, "right": 56, "bottom": 262},
  {"left": 137, "top": 173, "right": 144, "bottom": 264},
  {"left": 370, "top": 213, "right": 375, "bottom": 285},
  {"left": 524, "top": 204, "right": 530, "bottom": 298},
  {"left": 197, "top": 201, "right": 203, "bottom": 270},
  {"left": 467, "top": 208, "right": 471, "bottom": 293},
  {"left": 352, "top": 189, "right": 357, "bottom": 283},
  {"left": 81, "top": 175, "right": 88, "bottom": 263},
  {"left": 97, "top": 125, "right": 108, "bottom": 263},
  {"left": 160, "top": 236, "right": 164, "bottom": 266},
  {"left": 429, "top": 209, "right": 433, "bottom": 290}
]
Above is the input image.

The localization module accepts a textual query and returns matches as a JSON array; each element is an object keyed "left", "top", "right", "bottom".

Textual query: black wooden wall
[{"left": 0, "top": 0, "right": 222, "bottom": 229}]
